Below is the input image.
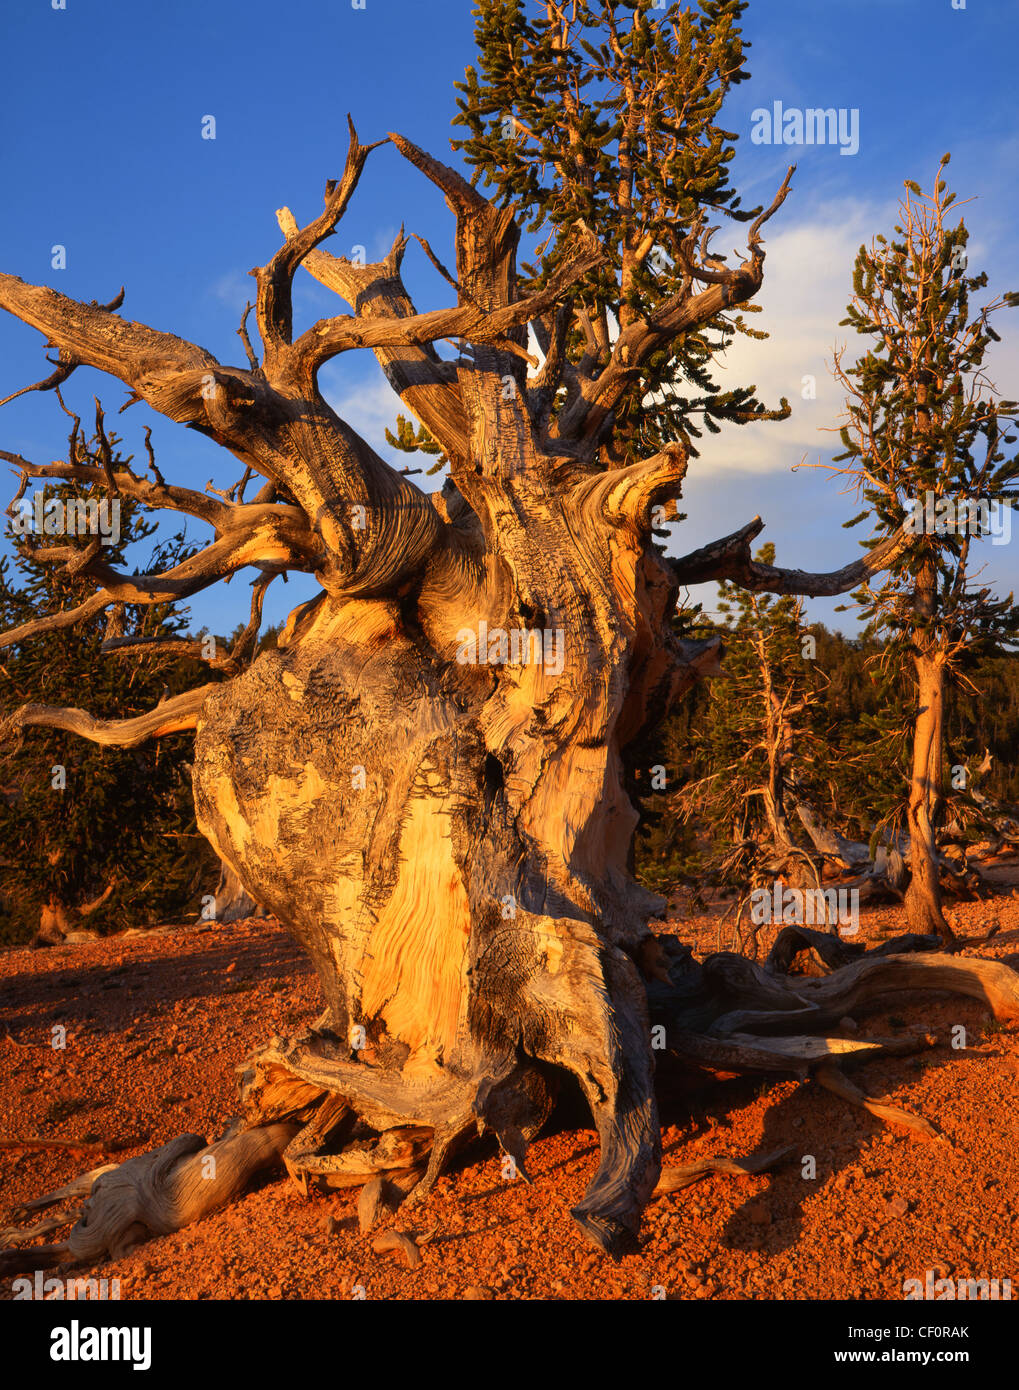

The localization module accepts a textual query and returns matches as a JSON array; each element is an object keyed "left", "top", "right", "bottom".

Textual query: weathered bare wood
[
  {"left": 653, "top": 1144, "right": 793, "bottom": 1196},
  {"left": 0, "top": 1241, "right": 71, "bottom": 1276},
  {"left": 371, "top": 1228, "right": 422, "bottom": 1270},
  {"left": 3, "top": 96, "right": 1010, "bottom": 1269},
  {"left": 65, "top": 1125, "right": 297, "bottom": 1263},
  {"left": 814, "top": 1062, "right": 943, "bottom": 1142},
  {"left": 0, "top": 685, "right": 217, "bottom": 747},
  {"left": 764, "top": 924, "right": 941, "bottom": 975},
  {"left": 651, "top": 946, "right": 1019, "bottom": 1038},
  {"left": 274, "top": 216, "right": 470, "bottom": 466},
  {"left": 668, "top": 1028, "right": 931, "bottom": 1076},
  {"left": 7, "top": 1165, "right": 118, "bottom": 1219},
  {"left": 0, "top": 1207, "right": 83, "bottom": 1248},
  {"left": 212, "top": 859, "right": 264, "bottom": 923},
  {"left": 358, "top": 1175, "right": 391, "bottom": 1234},
  {"left": 671, "top": 520, "right": 913, "bottom": 596}
]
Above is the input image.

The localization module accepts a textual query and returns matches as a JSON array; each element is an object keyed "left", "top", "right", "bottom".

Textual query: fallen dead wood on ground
[{"left": 3, "top": 928, "right": 1016, "bottom": 1267}]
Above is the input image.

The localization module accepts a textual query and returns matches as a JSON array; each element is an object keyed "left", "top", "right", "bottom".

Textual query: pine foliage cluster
[{"left": 0, "top": 433, "right": 221, "bottom": 943}]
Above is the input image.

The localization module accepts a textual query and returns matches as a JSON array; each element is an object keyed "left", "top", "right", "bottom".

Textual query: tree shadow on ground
[
  {"left": 650, "top": 988, "right": 1012, "bottom": 1262},
  {"left": 0, "top": 925, "right": 311, "bottom": 1042}
]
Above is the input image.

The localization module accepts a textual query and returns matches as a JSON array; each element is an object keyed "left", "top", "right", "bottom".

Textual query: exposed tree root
[
  {"left": 285, "top": 1122, "right": 432, "bottom": 1194},
  {"left": 0, "top": 1208, "right": 83, "bottom": 1249},
  {"left": 653, "top": 1143, "right": 794, "bottom": 1196},
  {"left": 0, "top": 1241, "right": 70, "bottom": 1277},
  {"left": 650, "top": 942, "right": 1019, "bottom": 1039},
  {"left": 358, "top": 1175, "right": 400, "bottom": 1234},
  {"left": 372, "top": 1229, "right": 423, "bottom": 1270},
  {"left": 0, "top": 1125, "right": 296, "bottom": 1273},
  {"left": 4, "top": 935, "right": 1016, "bottom": 1267},
  {"left": 763, "top": 924, "right": 942, "bottom": 975},
  {"left": 813, "top": 1062, "right": 944, "bottom": 1143},
  {"left": 6, "top": 1165, "right": 118, "bottom": 1221},
  {"left": 668, "top": 1028, "right": 933, "bottom": 1077}
]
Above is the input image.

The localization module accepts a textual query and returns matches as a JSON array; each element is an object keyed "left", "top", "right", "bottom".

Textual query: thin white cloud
[
  {"left": 695, "top": 197, "right": 895, "bottom": 476},
  {"left": 209, "top": 269, "right": 253, "bottom": 309},
  {"left": 318, "top": 362, "right": 445, "bottom": 486},
  {"left": 695, "top": 186, "right": 1019, "bottom": 478}
]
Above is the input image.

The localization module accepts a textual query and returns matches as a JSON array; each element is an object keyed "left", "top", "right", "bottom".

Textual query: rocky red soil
[{"left": 2, "top": 885, "right": 1019, "bottom": 1301}]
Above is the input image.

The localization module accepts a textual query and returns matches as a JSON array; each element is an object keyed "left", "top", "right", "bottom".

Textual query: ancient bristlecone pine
[{"left": 2, "top": 122, "right": 1012, "bottom": 1261}]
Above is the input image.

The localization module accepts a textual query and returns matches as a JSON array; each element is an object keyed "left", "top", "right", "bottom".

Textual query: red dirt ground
[{"left": 2, "top": 882, "right": 1019, "bottom": 1301}]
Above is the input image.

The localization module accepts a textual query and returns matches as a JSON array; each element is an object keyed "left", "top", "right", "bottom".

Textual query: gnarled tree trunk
[
  {"left": 0, "top": 125, "right": 921, "bottom": 1256},
  {"left": 192, "top": 471, "right": 720, "bottom": 1251}
]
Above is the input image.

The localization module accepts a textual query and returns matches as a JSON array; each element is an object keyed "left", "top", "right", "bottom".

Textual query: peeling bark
[{"left": 4, "top": 120, "right": 988, "bottom": 1264}]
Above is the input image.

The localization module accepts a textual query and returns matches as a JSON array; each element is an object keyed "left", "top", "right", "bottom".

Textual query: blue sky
[{"left": 1, "top": 0, "right": 1016, "bottom": 638}]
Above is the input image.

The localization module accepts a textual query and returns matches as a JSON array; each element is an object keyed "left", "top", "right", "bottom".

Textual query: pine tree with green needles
[
  {"left": 392, "top": 0, "right": 790, "bottom": 469},
  {"left": 0, "top": 432, "right": 220, "bottom": 944},
  {"left": 808, "top": 623, "right": 907, "bottom": 851},
  {"left": 832, "top": 156, "right": 1019, "bottom": 945},
  {"left": 637, "top": 546, "right": 827, "bottom": 895}
]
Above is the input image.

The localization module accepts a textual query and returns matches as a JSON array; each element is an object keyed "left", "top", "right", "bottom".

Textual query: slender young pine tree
[{"left": 832, "top": 157, "right": 1019, "bottom": 945}]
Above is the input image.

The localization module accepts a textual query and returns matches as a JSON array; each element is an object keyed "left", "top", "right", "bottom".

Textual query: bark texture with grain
[{"left": 0, "top": 123, "right": 965, "bottom": 1259}]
